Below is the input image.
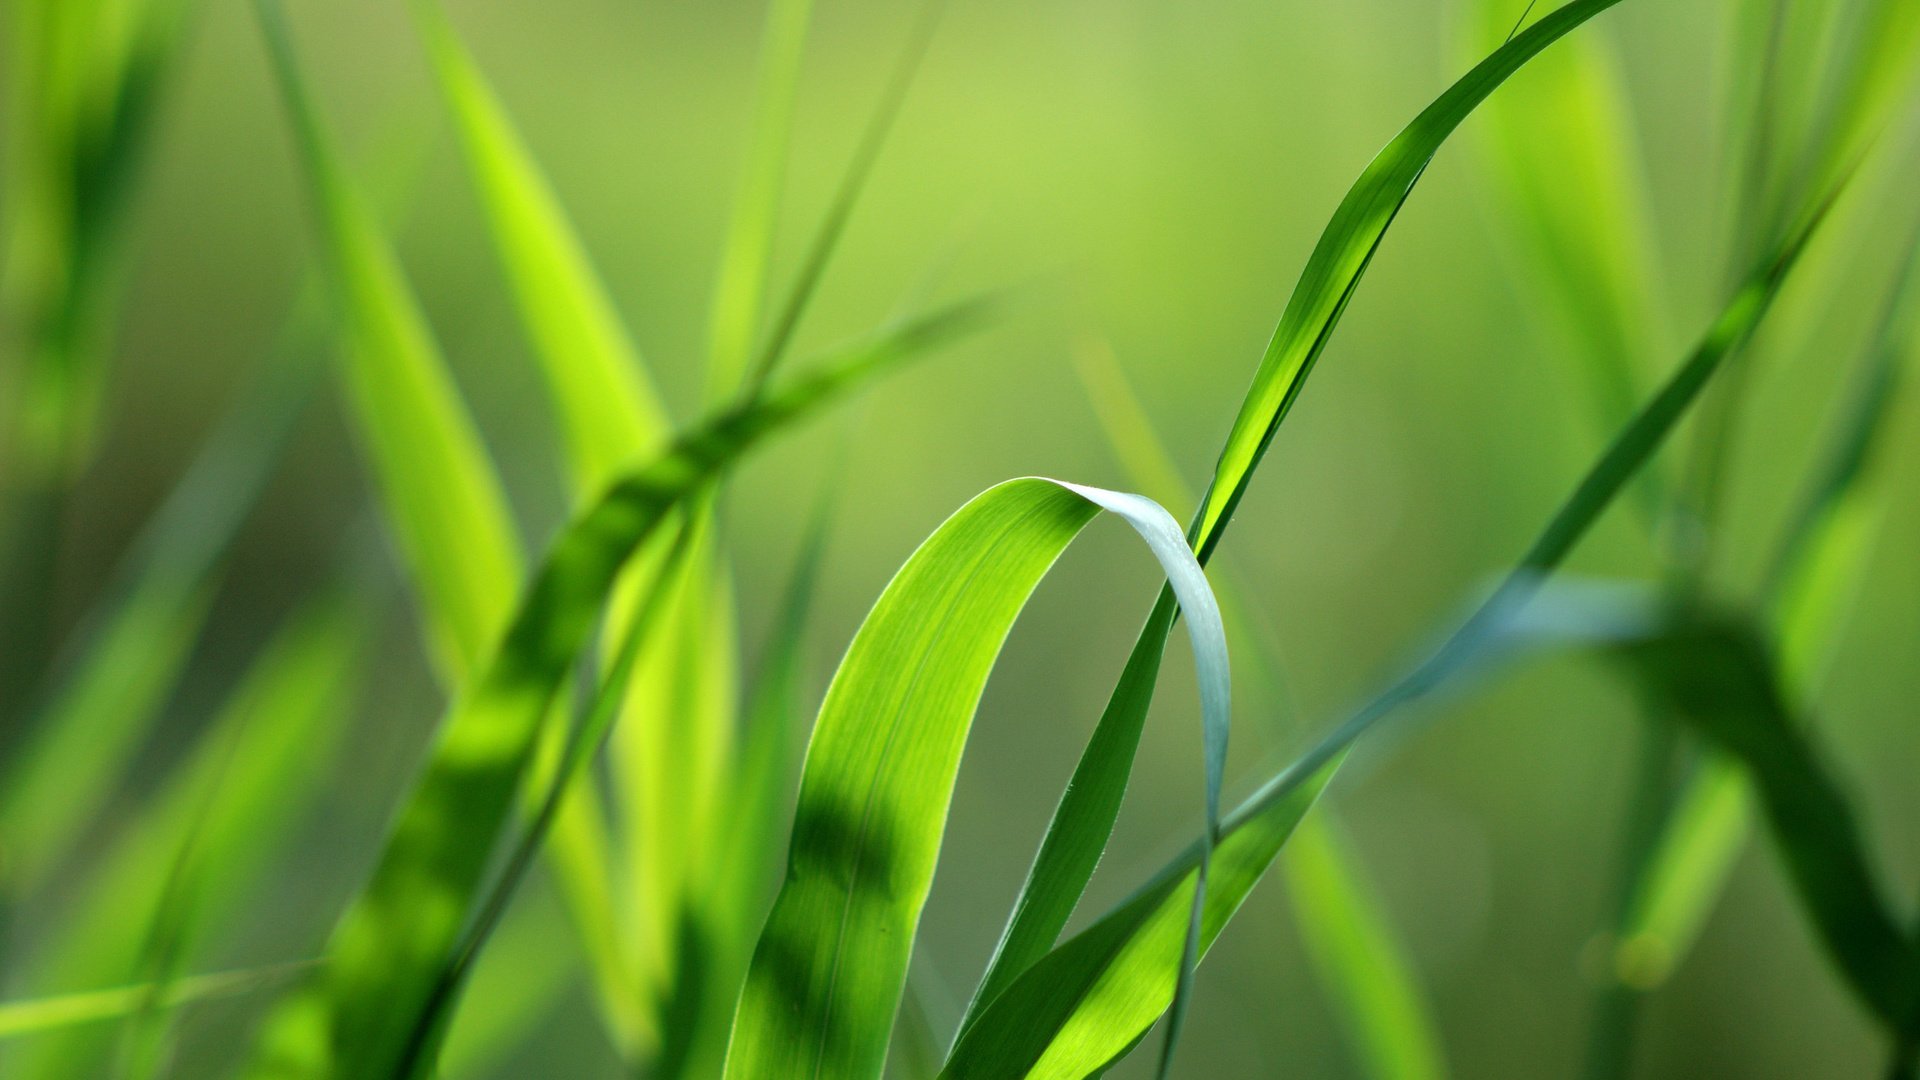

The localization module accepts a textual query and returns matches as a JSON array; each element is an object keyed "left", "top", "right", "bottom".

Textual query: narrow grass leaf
[
  {"left": 9, "top": 584, "right": 370, "bottom": 1080},
  {"left": 0, "top": 964, "right": 314, "bottom": 1043},
  {"left": 406, "top": 0, "right": 671, "bottom": 491},
  {"left": 256, "top": 0, "right": 521, "bottom": 683},
  {"left": 725, "top": 477, "right": 1229, "bottom": 1080},
  {"left": 1610, "top": 614, "right": 1919, "bottom": 1033},
  {"left": 239, "top": 301, "right": 986, "bottom": 1079},
  {"left": 1282, "top": 817, "right": 1448, "bottom": 1080},
  {"left": 1616, "top": 223, "right": 1920, "bottom": 981}
]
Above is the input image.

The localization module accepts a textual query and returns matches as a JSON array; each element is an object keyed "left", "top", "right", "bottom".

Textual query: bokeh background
[{"left": 7, "top": 0, "right": 1920, "bottom": 1075}]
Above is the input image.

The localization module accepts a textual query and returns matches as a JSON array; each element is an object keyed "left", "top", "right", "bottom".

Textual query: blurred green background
[{"left": 6, "top": 0, "right": 1919, "bottom": 1075}]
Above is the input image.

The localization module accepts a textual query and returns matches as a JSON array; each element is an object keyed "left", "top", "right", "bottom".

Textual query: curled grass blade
[
  {"left": 1072, "top": 337, "right": 1445, "bottom": 1080},
  {"left": 725, "top": 478, "right": 1229, "bottom": 1080},
  {"left": 967, "top": 0, "right": 1635, "bottom": 1050},
  {"left": 238, "top": 300, "right": 988, "bottom": 1079},
  {"left": 949, "top": 165, "right": 1841, "bottom": 1076}
]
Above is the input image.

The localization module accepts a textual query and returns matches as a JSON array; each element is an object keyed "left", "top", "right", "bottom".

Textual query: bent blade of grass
[
  {"left": 405, "top": 0, "right": 670, "bottom": 491},
  {"left": 953, "top": 175, "right": 1840, "bottom": 1075},
  {"left": 0, "top": 964, "right": 315, "bottom": 1043},
  {"left": 724, "top": 478, "right": 1230, "bottom": 1080},
  {"left": 1615, "top": 223, "right": 1920, "bottom": 982},
  {"left": 238, "top": 300, "right": 988, "bottom": 1079},
  {"left": 257, "top": 0, "right": 521, "bottom": 684},
  {"left": 1072, "top": 337, "right": 1446, "bottom": 1080},
  {"left": 9, "top": 584, "right": 369, "bottom": 1079},
  {"left": 966, "top": 0, "right": 1633, "bottom": 1047}
]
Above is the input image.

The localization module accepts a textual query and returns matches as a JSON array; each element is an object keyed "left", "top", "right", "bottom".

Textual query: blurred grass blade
[
  {"left": 256, "top": 0, "right": 521, "bottom": 683},
  {"left": 238, "top": 300, "right": 986, "bottom": 1079},
  {"left": 966, "top": 0, "right": 1633, "bottom": 1041},
  {"left": 1072, "top": 338, "right": 1445, "bottom": 1080},
  {"left": 1614, "top": 224, "right": 1920, "bottom": 982},
  {"left": 0, "top": 964, "right": 314, "bottom": 1043},
  {"left": 9, "top": 583, "right": 368, "bottom": 1079},
  {"left": 725, "top": 477, "right": 1230, "bottom": 1080},
  {"left": 405, "top": 0, "right": 671, "bottom": 491},
  {"left": 1610, "top": 614, "right": 1918, "bottom": 1034},
  {"left": 1282, "top": 820, "right": 1447, "bottom": 1080},
  {"left": 706, "top": 0, "right": 816, "bottom": 397},
  {"left": 739, "top": 0, "right": 946, "bottom": 396},
  {"left": 1465, "top": 1, "right": 1669, "bottom": 456},
  {"left": 436, "top": 888, "right": 578, "bottom": 1080},
  {"left": 0, "top": 294, "right": 328, "bottom": 897}
]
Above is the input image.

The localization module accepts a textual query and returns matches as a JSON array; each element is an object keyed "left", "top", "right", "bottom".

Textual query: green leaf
[
  {"left": 0, "top": 964, "right": 314, "bottom": 1043},
  {"left": 1282, "top": 817, "right": 1449, "bottom": 1080},
  {"left": 952, "top": 158, "right": 1841, "bottom": 1076},
  {"left": 237, "top": 300, "right": 987, "bottom": 1080},
  {"left": 967, "top": 0, "right": 1636, "bottom": 1050},
  {"left": 7, "top": 585, "right": 368, "bottom": 1079},
  {"left": 405, "top": 0, "right": 671, "bottom": 493},
  {"left": 1613, "top": 225, "right": 1920, "bottom": 983},
  {"left": 1072, "top": 336, "right": 1446, "bottom": 1080},
  {"left": 1609, "top": 613, "right": 1920, "bottom": 1035},
  {"left": 256, "top": 0, "right": 522, "bottom": 684},
  {"left": 706, "top": 0, "right": 816, "bottom": 398},
  {"left": 943, "top": 759, "right": 1339, "bottom": 1079},
  {"left": 725, "top": 477, "right": 1231, "bottom": 1080}
]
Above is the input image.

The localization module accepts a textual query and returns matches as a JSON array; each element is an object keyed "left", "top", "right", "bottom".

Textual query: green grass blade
[
  {"left": 0, "top": 964, "right": 314, "bottom": 1043},
  {"left": 1611, "top": 614, "right": 1919, "bottom": 1035},
  {"left": 966, "top": 1, "right": 1634, "bottom": 1040},
  {"left": 256, "top": 0, "right": 521, "bottom": 684},
  {"left": 1282, "top": 817, "right": 1448, "bottom": 1080},
  {"left": 1465, "top": 1, "right": 1669, "bottom": 452},
  {"left": 952, "top": 174, "right": 1841, "bottom": 1076},
  {"left": 1071, "top": 337, "right": 1446, "bottom": 1080},
  {"left": 738, "top": 0, "right": 946, "bottom": 396},
  {"left": 405, "top": 0, "right": 671, "bottom": 492},
  {"left": 9, "top": 584, "right": 369, "bottom": 1079},
  {"left": 0, "top": 309, "right": 325, "bottom": 896},
  {"left": 1190, "top": 0, "right": 1630, "bottom": 559},
  {"left": 706, "top": 0, "right": 816, "bottom": 398},
  {"left": 237, "top": 301, "right": 986, "bottom": 1079},
  {"left": 725, "top": 477, "right": 1229, "bottom": 1080},
  {"left": 941, "top": 760, "right": 1339, "bottom": 1079},
  {"left": 1613, "top": 224, "right": 1920, "bottom": 983}
]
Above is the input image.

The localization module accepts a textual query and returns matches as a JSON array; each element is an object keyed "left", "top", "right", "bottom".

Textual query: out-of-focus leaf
[
  {"left": 1610, "top": 614, "right": 1919, "bottom": 1035},
  {"left": 1282, "top": 818, "right": 1448, "bottom": 1080},
  {"left": 1613, "top": 225, "right": 1920, "bottom": 983},
  {"left": 406, "top": 0, "right": 670, "bottom": 492},
  {"left": 725, "top": 478, "right": 1230, "bottom": 1080},
  {"left": 9, "top": 585, "right": 369, "bottom": 1079},
  {"left": 256, "top": 0, "right": 521, "bottom": 684},
  {"left": 0, "top": 964, "right": 313, "bottom": 1043},
  {"left": 237, "top": 299, "right": 989, "bottom": 1080}
]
